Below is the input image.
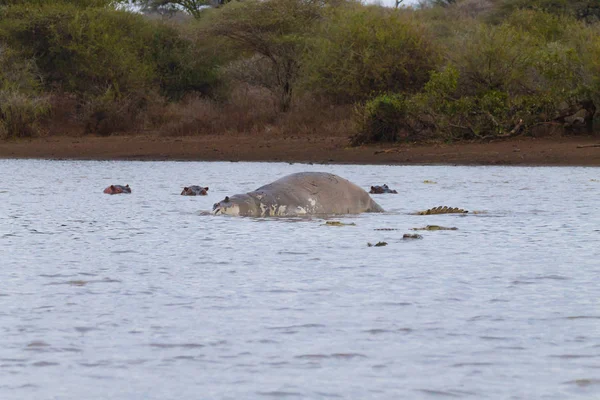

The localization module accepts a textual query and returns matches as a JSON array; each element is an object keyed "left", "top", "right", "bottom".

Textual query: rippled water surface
[{"left": 1, "top": 160, "right": 600, "bottom": 400}]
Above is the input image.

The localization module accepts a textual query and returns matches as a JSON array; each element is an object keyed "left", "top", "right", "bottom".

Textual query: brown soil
[{"left": 1, "top": 133, "right": 600, "bottom": 166}]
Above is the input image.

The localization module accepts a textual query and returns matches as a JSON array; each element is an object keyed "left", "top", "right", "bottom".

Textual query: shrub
[
  {"left": 489, "top": 0, "right": 600, "bottom": 24},
  {"left": 0, "top": 4, "right": 221, "bottom": 99},
  {"left": 352, "top": 94, "right": 408, "bottom": 145},
  {"left": 0, "top": 45, "right": 50, "bottom": 138},
  {"left": 303, "top": 5, "right": 439, "bottom": 103},
  {"left": 206, "top": 0, "right": 323, "bottom": 111},
  {"left": 0, "top": 90, "right": 50, "bottom": 139}
]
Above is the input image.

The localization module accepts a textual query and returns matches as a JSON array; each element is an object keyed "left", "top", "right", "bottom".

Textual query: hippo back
[{"left": 250, "top": 172, "right": 383, "bottom": 215}]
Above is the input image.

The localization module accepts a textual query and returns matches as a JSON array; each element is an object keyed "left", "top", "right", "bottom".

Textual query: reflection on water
[{"left": 1, "top": 160, "right": 600, "bottom": 400}]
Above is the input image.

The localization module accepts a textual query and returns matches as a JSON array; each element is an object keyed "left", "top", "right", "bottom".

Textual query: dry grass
[
  {"left": 0, "top": 90, "right": 51, "bottom": 139},
  {"left": 153, "top": 84, "right": 356, "bottom": 137},
  {"left": 19, "top": 84, "right": 357, "bottom": 139}
]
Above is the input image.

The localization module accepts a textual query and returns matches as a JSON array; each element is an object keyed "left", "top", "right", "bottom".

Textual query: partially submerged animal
[
  {"left": 213, "top": 172, "right": 384, "bottom": 217},
  {"left": 416, "top": 206, "right": 468, "bottom": 215},
  {"left": 103, "top": 184, "right": 131, "bottom": 195},
  {"left": 181, "top": 186, "right": 209, "bottom": 196},
  {"left": 369, "top": 184, "right": 398, "bottom": 194},
  {"left": 412, "top": 225, "right": 458, "bottom": 231}
]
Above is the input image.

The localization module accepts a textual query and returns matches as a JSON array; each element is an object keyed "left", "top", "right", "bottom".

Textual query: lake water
[{"left": 1, "top": 160, "right": 599, "bottom": 400}]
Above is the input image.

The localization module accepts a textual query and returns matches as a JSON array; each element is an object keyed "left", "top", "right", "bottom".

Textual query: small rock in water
[{"left": 367, "top": 241, "right": 388, "bottom": 247}]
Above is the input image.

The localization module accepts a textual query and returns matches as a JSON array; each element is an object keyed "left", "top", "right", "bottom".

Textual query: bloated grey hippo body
[{"left": 213, "top": 172, "right": 384, "bottom": 217}]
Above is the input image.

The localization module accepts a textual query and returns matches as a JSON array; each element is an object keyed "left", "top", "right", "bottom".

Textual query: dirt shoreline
[{"left": 1, "top": 134, "right": 600, "bottom": 166}]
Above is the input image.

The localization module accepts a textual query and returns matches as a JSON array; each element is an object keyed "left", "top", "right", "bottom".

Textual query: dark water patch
[
  {"left": 75, "top": 327, "right": 100, "bottom": 334},
  {"left": 372, "top": 364, "right": 388, "bottom": 369},
  {"left": 564, "top": 379, "right": 600, "bottom": 387},
  {"left": 488, "top": 298, "right": 510, "bottom": 303},
  {"left": 30, "top": 229, "right": 53, "bottom": 235},
  {"left": 262, "top": 361, "right": 289, "bottom": 366},
  {"left": 258, "top": 391, "right": 303, "bottom": 398},
  {"left": 268, "top": 324, "right": 325, "bottom": 330},
  {"left": 295, "top": 353, "right": 367, "bottom": 360},
  {"left": 248, "top": 339, "right": 279, "bottom": 344},
  {"left": 164, "top": 302, "right": 195, "bottom": 307},
  {"left": 277, "top": 251, "right": 310, "bottom": 255},
  {"left": 364, "top": 329, "right": 393, "bottom": 335},
  {"left": 33, "top": 306, "right": 54, "bottom": 311},
  {"left": 171, "top": 355, "right": 202, "bottom": 361},
  {"left": 46, "top": 277, "right": 121, "bottom": 287},
  {"left": 363, "top": 328, "right": 413, "bottom": 335},
  {"left": 415, "top": 389, "right": 463, "bottom": 397},
  {"left": 565, "top": 316, "right": 600, "bottom": 320},
  {"left": 550, "top": 354, "right": 599, "bottom": 359},
  {"left": 111, "top": 250, "right": 139, "bottom": 255},
  {"left": 374, "top": 302, "right": 413, "bottom": 307},
  {"left": 452, "top": 362, "right": 495, "bottom": 368},
  {"left": 535, "top": 274, "right": 570, "bottom": 281},
  {"left": 26, "top": 340, "right": 49, "bottom": 348},
  {"left": 495, "top": 346, "right": 526, "bottom": 351},
  {"left": 260, "top": 289, "right": 298, "bottom": 294},
  {"left": 201, "top": 295, "right": 227, "bottom": 300},
  {"left": 510, "top": 280, "right": 536, "bottom": 285},
  {"left": 79, "top": 361, "right": 111, "bottom": 367},
  {"left": 314, "top": 392, "right": 343, "bottom": 398},
  {"left": 32, "top": 361, "right": 59, "bottom": 367},
  {"left": 39, "top": 273, "right": 76, "bottom": 278},
  {"left": 480, "top": 336, "right": 510, "bottom": 341},
  {"left": 468, "top": 315, "right": 498, "bottom": 322},
  {"left": 149, "top": 343, "right": 205, "bottom": 349}
]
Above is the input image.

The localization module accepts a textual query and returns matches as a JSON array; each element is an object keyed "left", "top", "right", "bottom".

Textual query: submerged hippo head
[
  {"left": 103, "top": 184, "right": 131, "bottom": 195},
  {"left": 213, "top": 194, "right": 261, "bottom": 216},
  {"left": 369, "top": 184, "right": 398, "bottom": 194},
  {"left": 181, "top": 186, "right": 209, "bottom": 196}
]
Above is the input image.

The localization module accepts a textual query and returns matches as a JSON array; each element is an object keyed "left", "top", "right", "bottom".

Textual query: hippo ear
[
  {"left": 371, "top": 186, "right": 375, "bottom": 190},
  {"left": 204, "top": 187, "right": 209, "bottom": 191},
  {"left": 183, "top": 187, "right": 188, "bottom": 191},
  {"left": 225, "top": 196, "right": 230, "bottom": 202},
  {"left": 126, "top": 184, "right": 129, "bottom": 188},
  {"left": 111, "top": 185, "right": 115, "bottom": 189}
]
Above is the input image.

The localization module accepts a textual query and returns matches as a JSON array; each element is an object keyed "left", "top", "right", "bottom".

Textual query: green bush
[
  {"left": 352, "top": 94, "right": 409, "bottom": 145},
  {"left": 0, "top": 90, "right": 50, "bottom": 139},
  {"left": 303, "top": 5, "right": 439, "bottom": 103},
  {"left": 0, "top": 46, "right": 50, "bottom": 138},
  {"left": 489, "top": 0, "right": 600, "bottom": 24},
  {"left": 0, "top": 5, "right": 154, "bottom": 96},
  {"left": 0, "top": 4, "right": 222, "bottom": 100},
  {"left": 0, "top": 0, "right": 115, "bottom": 7}
]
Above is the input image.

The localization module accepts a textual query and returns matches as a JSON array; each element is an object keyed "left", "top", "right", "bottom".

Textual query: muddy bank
[{"left": 1, "top": 134, "right": 600, "bottom": 166}]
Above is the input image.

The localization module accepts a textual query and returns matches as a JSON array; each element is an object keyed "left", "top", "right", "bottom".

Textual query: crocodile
[
  {"left": 416, "top": 206, "right": 468, "bottom": 215},
  {"left": 412, "top": 225, "right": 458, "bottom": 231}
]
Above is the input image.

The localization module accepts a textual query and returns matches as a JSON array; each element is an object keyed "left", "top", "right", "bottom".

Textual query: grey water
[{"left": 1, "top": 160, "right": 599, "bottom": 400}]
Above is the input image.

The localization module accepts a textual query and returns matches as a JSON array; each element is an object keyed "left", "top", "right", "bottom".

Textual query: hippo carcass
[{"left": 213, "top": 172, "right": 384, "bottom": 217}]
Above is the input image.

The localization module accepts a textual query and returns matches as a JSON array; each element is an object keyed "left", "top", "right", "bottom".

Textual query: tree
[
  {"left": 207, "top": 0, "right": 324, "bottom": 111},
  {"left": 491, "top": 0, "right": 600, "bottom": 23},
  {"left": 302, "top": 5, "right": 439, "bottom": 103},
  {"left": 0, "top": 0, "right": 117, "bottom": 6},
  {"left": 123, "top": 0, "right": 224, "bottom": 18}
]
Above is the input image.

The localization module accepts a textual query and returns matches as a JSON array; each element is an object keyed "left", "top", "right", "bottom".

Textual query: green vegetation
[
  {"left": 303, "top": 4, "right": 438, "bottom": 103},
  {"left": 0, "top": 0, "right": 598, "bottom": 142}
]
